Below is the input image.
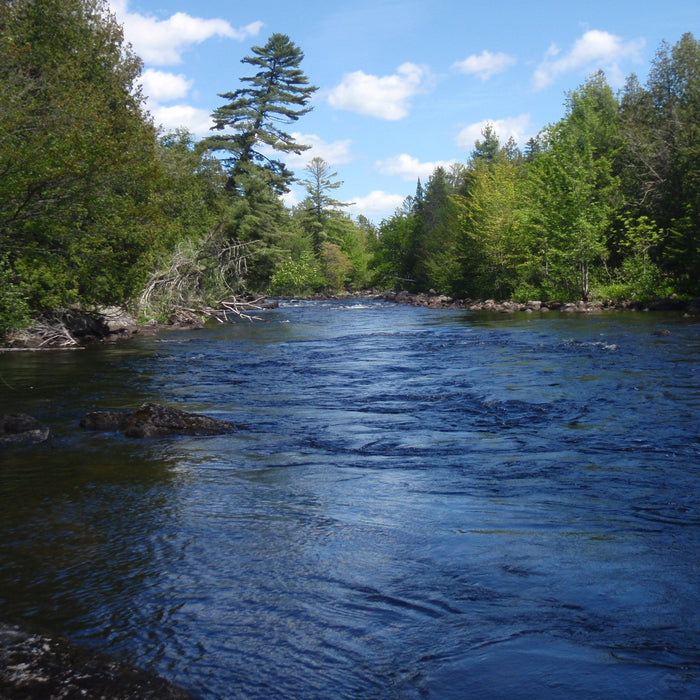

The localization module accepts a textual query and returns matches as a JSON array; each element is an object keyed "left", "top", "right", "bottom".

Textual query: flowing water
[{"left": 0, "top": 299, "right": 698, "bottom": 699}]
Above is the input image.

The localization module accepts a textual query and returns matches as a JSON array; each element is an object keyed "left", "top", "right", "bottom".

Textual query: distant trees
[
  {"left": 618, "top": 33, "right": 700, "bottom": 292},
  {"left": 524, "top": 71, "right": 622, "bottom": 300},
  {"left": 270, "top": 157, "right": 369, "bottom": 295},
  {"left": 192, "top": 33, "right": 319, "bottom": 292},
  {"left": 371, "top": 33, "right": 699, "bottom": 303}
]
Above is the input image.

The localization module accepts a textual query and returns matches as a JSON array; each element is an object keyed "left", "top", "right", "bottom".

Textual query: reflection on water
[{"left": 1, "top": 300, "right": 699, "bottom": 699}]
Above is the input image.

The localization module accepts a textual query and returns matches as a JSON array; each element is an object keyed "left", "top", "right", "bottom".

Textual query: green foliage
[
  {"left": 203, "top": 33, "right": 317, "bottom": 196},
  {"left": 0, "top": 0, "right": 166, "bottom": 315},
  {"left": 0, "top": 254, "right": 30, "bottom": 334},
  {"left": 369, "top": 37, "right": 697, "bottom": 303},
  {"left": 523, "top": 72, "right": 621, "bottom": 300},
  {"left": 458, "top": 150, "right": 525, "bottom": 298},
  {"left": 269, "top": 254, "right": 324, "bottom": 296},
  {"left": 319, "top": 242, "right": 353, "bottom": 291},
  {"left": 618, "top": 33, "right": 700, "bottom": 293},
  {"left": 302, "top": 158, "right": 350, "bottom": 219},
  {"left": 369, "top": 211, "right": 420, "bottom": 290},
  {"left": 1, "top": 12, "right": 695, "bottom": 325}
]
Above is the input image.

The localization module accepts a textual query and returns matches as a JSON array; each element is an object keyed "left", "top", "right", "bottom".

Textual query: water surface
[{"left": 1, "top": 300, "right": 698, "bottom": 698}]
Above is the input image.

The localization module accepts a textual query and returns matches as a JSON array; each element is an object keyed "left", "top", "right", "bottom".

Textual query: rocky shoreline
[
  {"left": 381, "top": 290, "right": 700, "bottom": 315},
  {"left": 0, "top": 298, "right": 279, "bottom": 350},
  {"left": 2, "top": 292, "right": 698, "bottom": 350}
]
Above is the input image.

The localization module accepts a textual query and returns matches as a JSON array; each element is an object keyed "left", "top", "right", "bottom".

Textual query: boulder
[
  {"left": 0, "top": 414, "right": 50, "bottom": 447},
  {"left": 81, "top": 403, "right": 238, "bottom": 438},
  {"left": 79, "top": 411, "right": 132, "bottom": 432},
  {"left": 95, "top": 306, "right": 138, "bottom": 338},
  {"left": 0, "top": 620, "right": 193, "bottom": 698}
]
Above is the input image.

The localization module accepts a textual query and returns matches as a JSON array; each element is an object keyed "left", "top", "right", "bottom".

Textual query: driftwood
[
  {"left": 7, "top": 317, "right": 78, "bottom": 348},
  {"left": 137, "top": 224, "right": 263, "bottom": 322}
]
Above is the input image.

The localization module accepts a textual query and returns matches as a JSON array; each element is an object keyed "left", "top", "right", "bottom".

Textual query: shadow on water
[{"left": 1, "top": 301, "right": 699, "bottom": 699}]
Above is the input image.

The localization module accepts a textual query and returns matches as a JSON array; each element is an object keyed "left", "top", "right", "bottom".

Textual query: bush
[
  {"left": 269, "top": 254, "right": 324, "bottom": 296},
  {"left": 594, "top": 256, "right": 674, "bottom": 302}
]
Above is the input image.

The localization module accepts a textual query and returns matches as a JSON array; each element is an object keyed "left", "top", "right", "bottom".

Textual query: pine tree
[{"left": 204, "top": 34, "right": 317, "bottom": 196}]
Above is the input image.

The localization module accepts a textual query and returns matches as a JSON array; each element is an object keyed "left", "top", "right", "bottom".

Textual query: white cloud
[
  {"left": 150, "top": 104, "right": 214, "bottom": 136},
  {"left": 348, "top": 190, "right": 406, "bottom": 221},
  {"left": 327, "top": 63, "right": 428, "bottom": 120},
  {"left": 140, "top": 69, "right": 192, "bottom": 102},
  {"left": 281, "top": 190, "right": 299, "bottom": 209},
  {"left": 376, "top": 154, "right": 455, "bottom": 181},
  {"left": 533, "top": 29, "right": 644, "bottom": 91},
  {"left": 456, "top": 115, "right": 533, "bottom": 151},
  {"left": 108, "top": 1, "right": 262, "bottom": 65},
  {"left": 452, "top": 50, "right": 516, "bottom": 81},
  {"left": 285, "top": 133, "right": 354, "bottom": 169}
]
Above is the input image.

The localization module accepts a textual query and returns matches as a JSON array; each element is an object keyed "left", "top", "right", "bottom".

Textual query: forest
[{"left": 1, "top": 0, "right": 698, "bottom": 336}]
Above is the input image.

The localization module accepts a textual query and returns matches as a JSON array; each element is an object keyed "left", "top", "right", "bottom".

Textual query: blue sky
[{"left": 108, "top": 0, "right": 698, "bottom": 222}]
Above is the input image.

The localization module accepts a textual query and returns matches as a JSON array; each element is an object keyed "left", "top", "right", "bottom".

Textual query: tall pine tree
[{"left": 204, "top": 34, "right": 317, "bottom": 196}]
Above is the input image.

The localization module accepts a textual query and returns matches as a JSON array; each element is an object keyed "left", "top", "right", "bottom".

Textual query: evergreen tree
[
  {"left": 470, "top": 123, "right": 501, "bottom": 167},
  {"left": 300, "top": 157, "right": 350, "bottom": 254},
  {"left": 414, "top": 167, "right": 463, "bottom": 293},
  {"left": 523, "top": 72, "right": 621, "bottom": 300},
  {"left": 203, "top": 34, "right": 317, "bottom": 196}
]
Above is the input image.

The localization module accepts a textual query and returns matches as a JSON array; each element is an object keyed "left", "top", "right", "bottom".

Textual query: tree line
[
  {"left": 0, "top": 0, "right": 697, "bottom": 336},
  {"left": 371, "top": 33, "right": 699, "bottom": 303}
]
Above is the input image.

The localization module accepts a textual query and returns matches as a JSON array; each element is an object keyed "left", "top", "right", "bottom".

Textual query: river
[{"left": 0, "top": 299, "right": 698, "bottom": 699}]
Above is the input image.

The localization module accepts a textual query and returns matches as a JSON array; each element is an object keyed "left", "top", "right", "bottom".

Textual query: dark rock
[
  {"left": 124, "top": 403, "right": 236, "bottom": 438},
  {"left": 80, "top": 410, "right": 132, "bottom": 432},
  {"left": 60, "top": 308, "right": 109, "bottom": 341},
  {"left": 0, "top": 620, "right": 194, "bottom": 699},
  {"left": 0, "top": 414, "right": 50, "bottom": 446},
  {"left": 81, "top": 403, "right": 238, "bottom": 438}
]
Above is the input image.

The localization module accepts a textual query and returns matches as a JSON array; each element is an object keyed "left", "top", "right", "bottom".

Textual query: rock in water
[
  {"left": 80, "top": 411, "right": 132, "bottom": 432},
  {"left": 0, "top": 620, "right": 194, "bottom": 698},
  {"left": 81, "top": 403, "right": 237, "bottom": 438},
  {"left": 0, "top": 414, "right": 50, "bottom": 446},
  {"left": 124, "top": 403, "right": 236, "bottom": 438}
]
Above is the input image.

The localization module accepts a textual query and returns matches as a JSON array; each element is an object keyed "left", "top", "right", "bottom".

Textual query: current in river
[{"left": 0, "top": 299, "right": 698, "bottom": 699}]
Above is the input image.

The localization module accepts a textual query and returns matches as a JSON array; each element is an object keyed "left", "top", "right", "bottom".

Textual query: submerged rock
[
  {"left": 0, "top": 414, "right": 50, "bottom": 447},
  {"left": 0, "top": 620, "right": 194, "bottom": 699},
  {"left": 79, "top": 410, "right": 132, "bottom": 432},
  {"left": 81, "top": 402, "right": 238, "bottom": 438}
]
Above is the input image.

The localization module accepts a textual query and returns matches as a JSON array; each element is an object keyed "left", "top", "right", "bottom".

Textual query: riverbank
[
  {"left": 382, "top": 290, "right": 700, "bottom": 315},
  {"left": 2, "top": 292, "right": 698, "bottom": 350},
  {"left": 278, "top": 288, "right": 700, "bottom": 315},
  {"left": 0, "top": 297, "right": 278, "bottom": 350}
]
